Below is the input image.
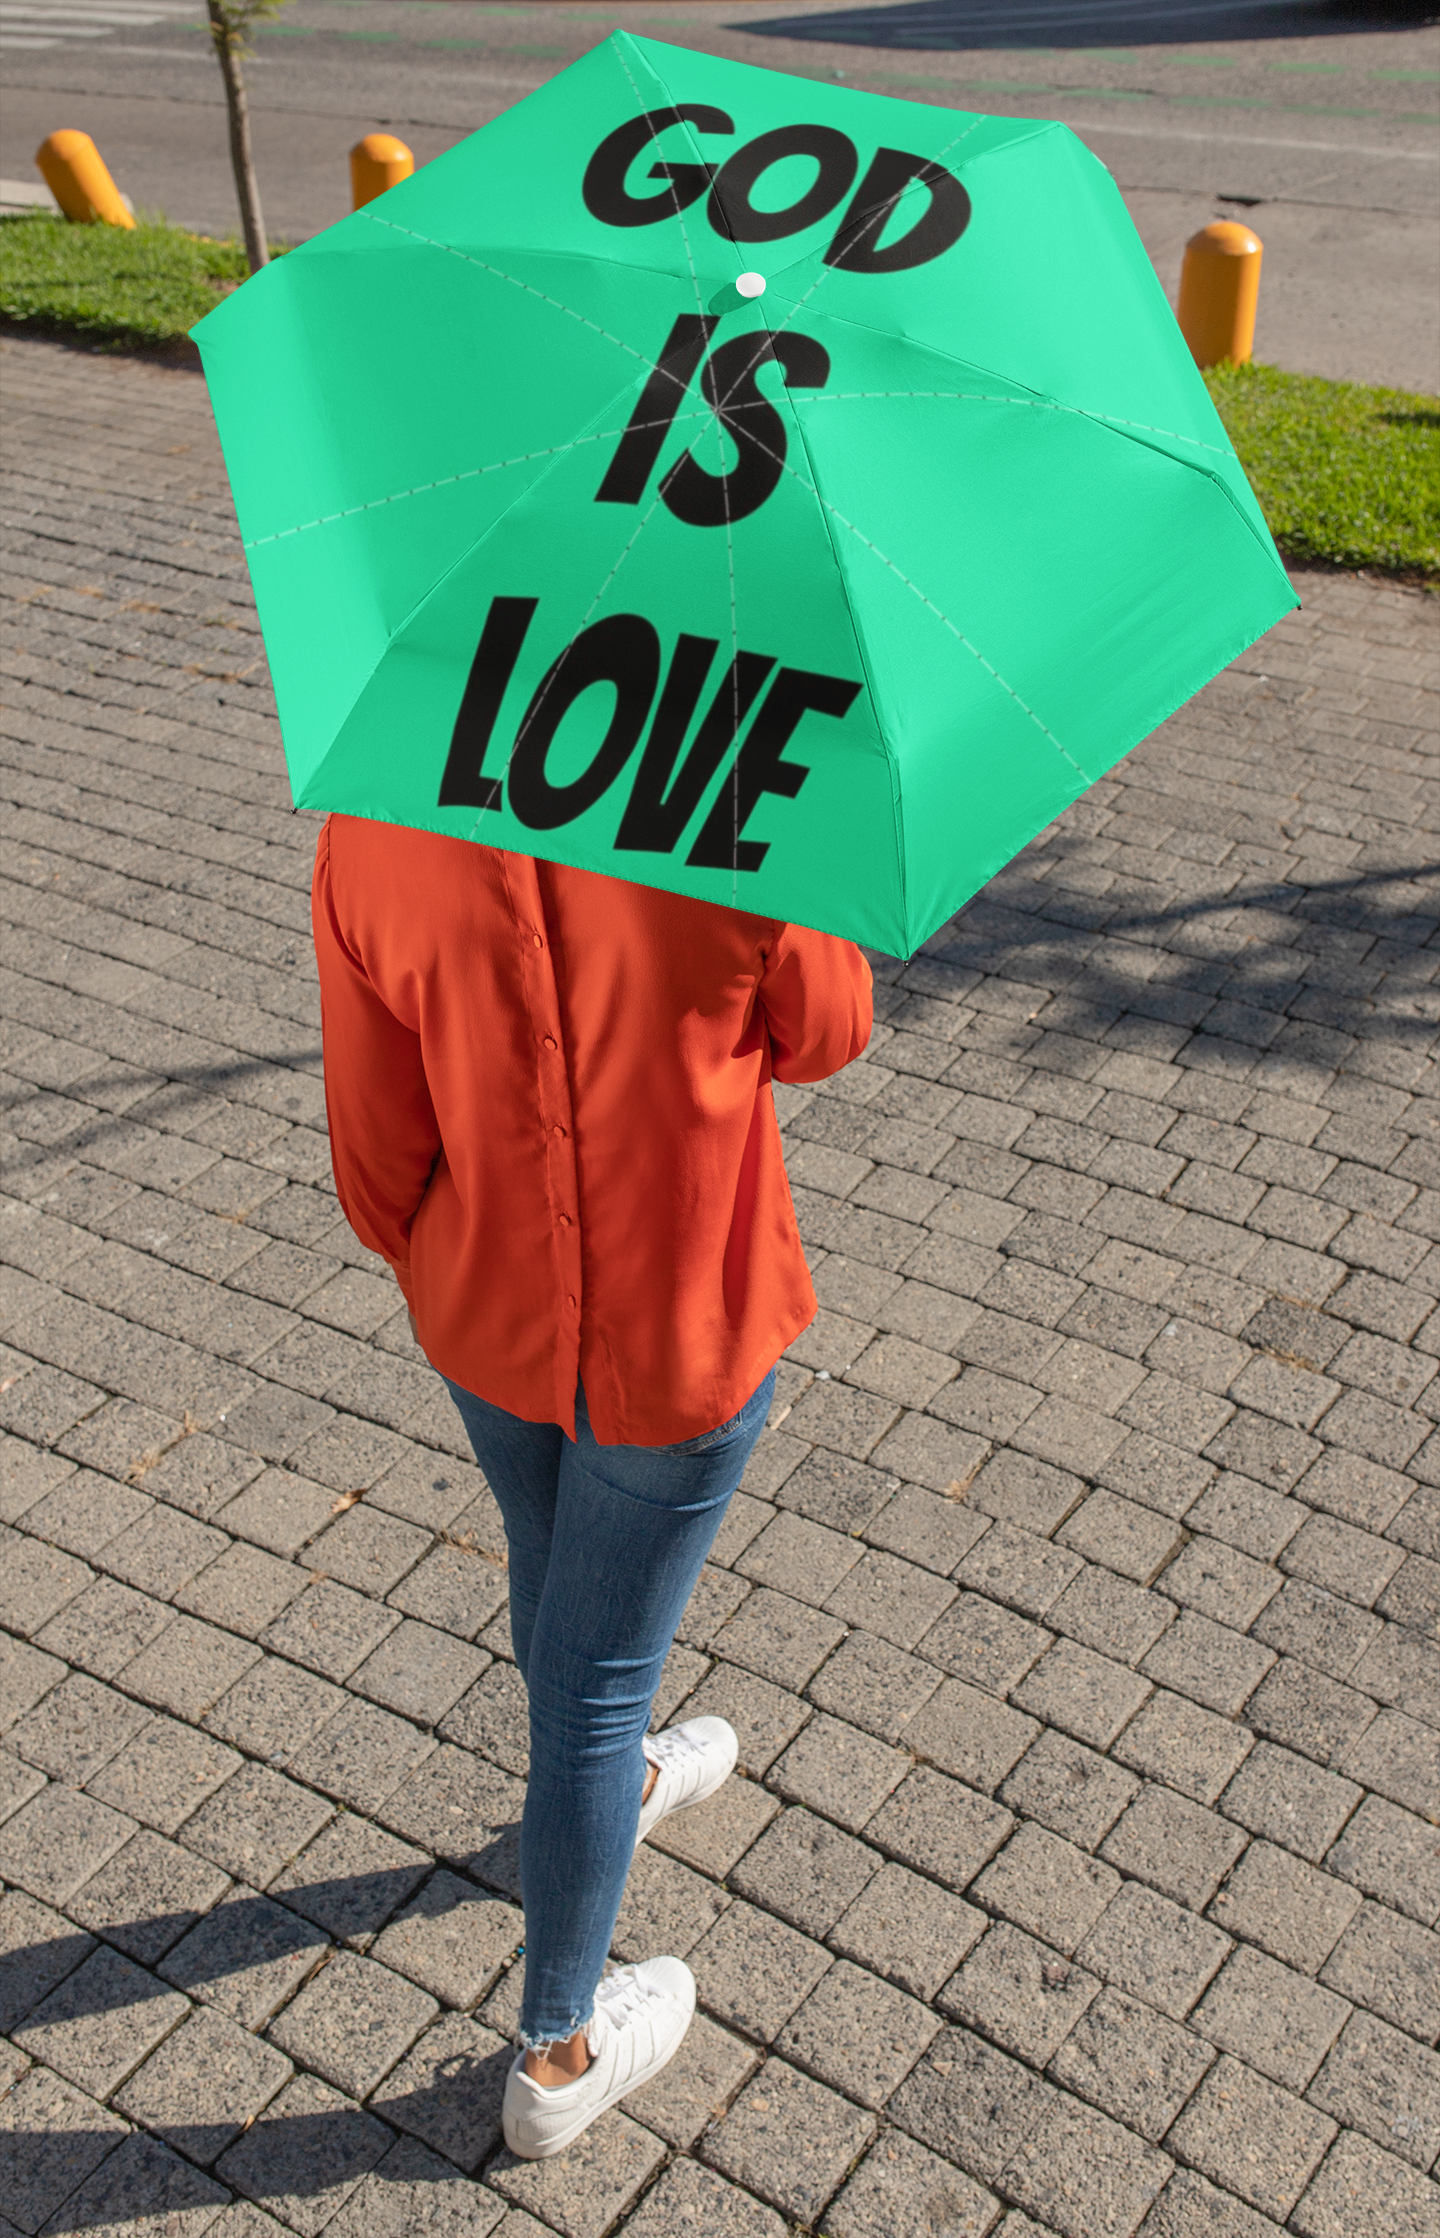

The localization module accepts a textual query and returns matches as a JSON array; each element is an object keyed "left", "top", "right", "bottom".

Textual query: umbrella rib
[
  {"left": 251, "top": 97, "right": 721, "bottom": 558},
  {"left": 766, "top": 349, "right": 911, "bottom": 940},
  {"left": 596, "top": 41, "right": 751, "bottom": 896},
  {"left": 615, "top": 22, "right": 744, "bottom": 900},
  {"left": 636, "top": 41, "right": 995, "bottom": 408},
  {"left": 755, "top": 110, "right": 995, "bottom": 358},
  {"left": 763, "top": 426, "right": 1094, "bottom": 788},
  {"left": 796, "top": 391, "right": 1238, "bottom": 459},
  {"left": 240, "top": 391, "right": 1233, "bottom": 552},
  {"left": 464, "top": 481, "right": 676, "bottom": 845},
  {"left": 359, "top": 211, "right": 655, "bottom": 371},
  {"left": 720, "top": 387, "right": 741, "bottom": 905},
  {"left": 611, "top": 37, "right": 710, "bottom": 325},
  {"left": 239, "top": 413, "right": 719, "bottom": 550}
]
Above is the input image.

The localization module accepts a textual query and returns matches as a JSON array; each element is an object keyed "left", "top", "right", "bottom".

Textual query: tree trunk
[{"left": 207, "top": 1, "right": 268, "bottom": 271}]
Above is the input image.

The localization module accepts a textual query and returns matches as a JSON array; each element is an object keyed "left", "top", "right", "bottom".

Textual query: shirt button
[
  {"left": 532, "top": 934, "right": 544, "bottom": 949},
  {"left": 566, "top": 1294, "right": 577, "bottom": 1308},
  {"left": 558, "top": 1214, "right": 572, "bottom": 1228},
  {"left": 543, "top": 1035, "right": 557, "bottom": 1050},
  {"left": 552, "top": 1124, "right": 566, "bottom": 1138}
]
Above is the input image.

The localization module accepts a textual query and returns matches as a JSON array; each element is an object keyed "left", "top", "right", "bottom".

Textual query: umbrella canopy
[{"left": 195, "top": 31, "right": 1295, "bottom": 956}]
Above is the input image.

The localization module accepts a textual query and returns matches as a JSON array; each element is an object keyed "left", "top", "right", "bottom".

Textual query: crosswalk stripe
[{"left": 0, "top": 0, "right": 200, "bottom": 42}]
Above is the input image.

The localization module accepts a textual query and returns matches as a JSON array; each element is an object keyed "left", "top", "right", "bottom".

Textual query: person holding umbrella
[
  {"left": 313, "top": 817, "right": 871, "bottom": 2155},
  {"left": 202, "top": 11, "right": 1294, "bottom": 2173}
]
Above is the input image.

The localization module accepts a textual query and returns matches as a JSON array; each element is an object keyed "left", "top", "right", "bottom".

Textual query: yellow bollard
[
  {"left": 351, "top": 133, "right": 414, "bottom": 212},
  {"left": 1177, "top": 221, "right": 1262, "bottom": 369},
  {"left": 35, "top": 129, "right": 134, "bottom": 228}
]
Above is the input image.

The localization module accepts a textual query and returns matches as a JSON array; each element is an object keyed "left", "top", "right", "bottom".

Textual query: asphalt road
[{"left": 2, "top": 0, "right": 1438, "bottom": 389}]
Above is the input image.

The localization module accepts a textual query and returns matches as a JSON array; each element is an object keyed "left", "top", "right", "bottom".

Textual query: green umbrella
[{"left": 195, "top": 31, "right": 1294, "bottom": 956}]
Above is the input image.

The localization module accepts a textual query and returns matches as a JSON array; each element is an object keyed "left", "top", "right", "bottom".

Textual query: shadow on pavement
[
  {"left": 2, "top": 1856, "right": 521, "bottom": 2028},
  {"left": 12, "top": 2048, "right": 515, "bottom": 2227},
  {"left": 740, "top": 0, "right": 1440, "bottom": 51},
  {"left": 2, "top": 1046, "right": 323, "bottom": 1176},
  {"left": 878, "top": 856, "right": 1440, "bottom": 1072},
  {"left": 3, "top": 1861, "right": 523, "bottom": 2216}
]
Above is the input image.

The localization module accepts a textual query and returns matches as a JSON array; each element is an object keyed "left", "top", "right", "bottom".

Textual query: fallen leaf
[{"left": 438, "top": 1527, "right": 507, "bottom": 1567}]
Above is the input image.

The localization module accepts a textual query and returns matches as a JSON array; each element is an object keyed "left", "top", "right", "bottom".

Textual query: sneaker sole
[{"left": 503, "top": 2006, "right": 694, "bottom": 2158}]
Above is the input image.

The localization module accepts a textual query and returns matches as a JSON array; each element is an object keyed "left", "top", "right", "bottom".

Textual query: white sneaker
[
  {"left": 635, "top": 1716, "right": 738, "bottom": 1851},
  {"left": 501, "top": 1956, "right": 696, "bottom": 2159}
]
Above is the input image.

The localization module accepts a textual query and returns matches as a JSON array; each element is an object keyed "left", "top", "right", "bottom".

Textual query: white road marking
[
  {"left": 1065, "top": 114, "right": 1440, "bottom": 161},
  {"left": 0, "top": 0, "right": 199, "bottom": 48}
]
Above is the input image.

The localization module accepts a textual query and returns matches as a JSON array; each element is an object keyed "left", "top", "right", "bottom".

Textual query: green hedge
[{"left": 3, "top": 211, "right": 1435, "bottom": 580}]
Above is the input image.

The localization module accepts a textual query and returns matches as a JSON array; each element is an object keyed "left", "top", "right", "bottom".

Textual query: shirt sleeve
[
  {"left": 310, "top": 822, "right": 443, "bottom": 1301},
  {"left": 759, "top": 923, "right": 874, "bottom": 1085}
]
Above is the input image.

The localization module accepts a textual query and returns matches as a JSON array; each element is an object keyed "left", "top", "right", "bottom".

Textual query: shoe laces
[
  {"left": 642, "top": 1726, "right": 690, "bottom": 1773},
  {"left": 587, "top": 1967, "right": 666, "bottom": 2053}
]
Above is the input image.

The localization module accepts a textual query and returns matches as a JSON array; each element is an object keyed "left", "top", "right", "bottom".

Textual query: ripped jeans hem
[{"left": 516, "top": 2009, "right": 595, "bottom": 2055}]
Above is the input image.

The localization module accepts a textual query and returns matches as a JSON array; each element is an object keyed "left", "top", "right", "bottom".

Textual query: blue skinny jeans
[{"left": 442, "top": 1369, "right": 775, "bottom": 2048}]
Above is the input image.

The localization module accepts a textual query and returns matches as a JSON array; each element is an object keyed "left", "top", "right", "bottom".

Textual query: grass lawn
[
  {"left": 1205, "top": 360, "right": 1438, "bottom": 583},
  {"left": 2, "top": 211, "right": 1435, "bottom": 581},
  {"left": 0, "top": 210, "right": 250, "bottom": 349}
]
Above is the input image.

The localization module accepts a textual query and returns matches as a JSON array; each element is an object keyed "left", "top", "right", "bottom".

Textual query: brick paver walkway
[{"left": 1, "top": 334, "right": 1437, "bottom": 2238}]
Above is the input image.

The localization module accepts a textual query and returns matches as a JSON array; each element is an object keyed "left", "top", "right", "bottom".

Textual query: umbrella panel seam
[
  {"left": 249, "top": 61, "right": 1235, "bottom": 556},
  {"left": 612, "top": 35, "right": 755, "bottom": 905},
  {"left": 757, "top": 288, "right": 1246, "bottom": 466},
  {"left": 762, "top": 329, "right": 912, "bottom": 944},
  {"left": 799, "top": 391, "right": 1237, "bottom": 460},
  {"left": 750, "top": 288, "right": 1248, "bottom": 473},
  {"left": 360, "top": 211, "right": 657, "bottom": 373},
  {"left": 241, "top": 418, "right": 713, "bottom": 550},
  {"left": 291, "top": 361, "right": 697, "bottom": 814},
  {"left": 745, "top": 411, "right": 1095, "bottom": 790},
  {"left": 802, "top": 378, "right": 1276, "bottom": 571},
  {"left": 812, "top": 495, "right": 1095, "bottom": 780},
  {"left": 289, "top": 376, "right": 1098, "bottom": 867},
  {"left": 632, "top": 43, "right": 998, "bottom": 404},
  {"left": 298, "top": 435, "right": 675, "bottom": 837},
  {"left": 757, "top": 106, "right": 1046, "bottom": 311},
  {"left": 461, "top": 477, "right": 677, "bottom": 846},
  {"left": 240, "top": 391, "right": 1234, "bottom": 554},
  {"left": 611, "top": 34, "right": 717, "bottom": 332}
]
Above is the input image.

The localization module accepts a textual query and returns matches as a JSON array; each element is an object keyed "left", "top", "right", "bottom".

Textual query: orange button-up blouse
[{"left": 311, "top": 817, "right": 872, "bottom": 1445}]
